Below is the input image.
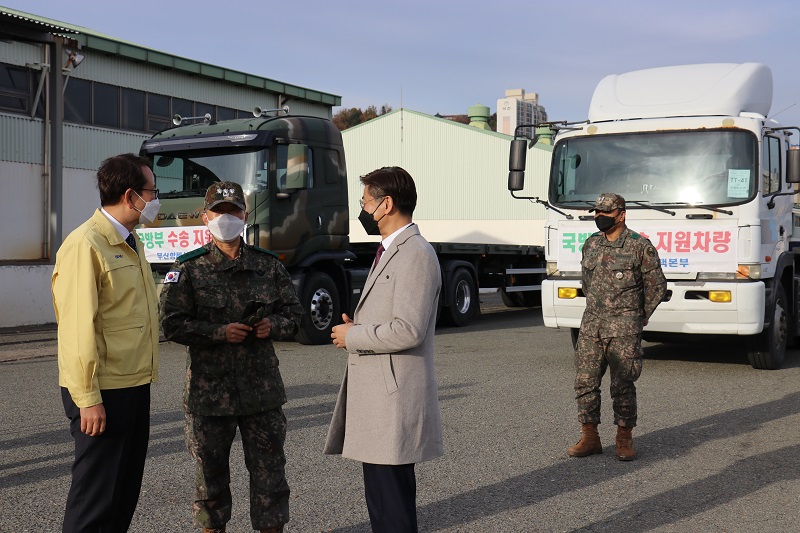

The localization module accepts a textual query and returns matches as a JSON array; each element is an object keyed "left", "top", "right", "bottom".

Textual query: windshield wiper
[
  {"left": 553, "top": 200, "right": 597, "bottom": 215},
  {"left": 627, "top": 200, "right": 676, "bottom": 216},
  {"left": 561, "top": 200, "right": 596, "bottom": 207},
  {"left": 510, "top": 192, "right": 576, "bottom": 219},
  {"left": 659, "top": 202, "right": 733, "bottom": 215},
  {"left": 159, "top": 189, "right": 206, "bottom": 199}
]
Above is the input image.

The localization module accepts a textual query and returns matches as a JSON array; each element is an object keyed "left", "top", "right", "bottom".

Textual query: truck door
[
  {"left": 760, "top": 135, "right": 791, "bottom": 279},
  {"left": 267, "top": 144, "right": 317, "bottom": 265}
]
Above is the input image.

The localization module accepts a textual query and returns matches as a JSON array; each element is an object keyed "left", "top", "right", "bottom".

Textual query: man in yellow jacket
[{"left": 52, "top": 153, "right": 160, "bottom": 532}]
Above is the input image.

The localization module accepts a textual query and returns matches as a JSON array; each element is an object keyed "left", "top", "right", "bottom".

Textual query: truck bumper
[{"left": 542, "top": 279, "right": 765, "bottom": 335}]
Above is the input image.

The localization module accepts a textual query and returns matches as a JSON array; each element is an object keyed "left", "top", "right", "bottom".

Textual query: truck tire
[
  {"left": 747, "top": 284, "right": 788, "bottom": 369},
  {"left": 501, "top": 289, "right": 541, "bottom": 308},
  {"left": 570, "top": 328, "right": 580, "bottom": 352},
  {"left": 435, "top": 290, "right": 444, "bottom": 325},
  {"left": 501, "top": 289, "right": 524, "bottom": 307},
  {"left": 295, "top": 271, "right": 340, "bottom": 345},
  {"left": 443, "top": 268, "right": 477, "bottom": 327},
  {"left": 520, "top": 291, "right": 542, "bottom": 307}
]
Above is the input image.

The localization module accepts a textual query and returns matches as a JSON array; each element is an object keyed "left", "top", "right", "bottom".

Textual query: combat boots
[
  {"left": 616, "top": 425, "right": 637, "bottom": 461},
  {"left": 259, "top": 528, "right": 284, "bottom": 533},
  {"left": 567, "top": 423, "right": 603, "bottom": 457}
]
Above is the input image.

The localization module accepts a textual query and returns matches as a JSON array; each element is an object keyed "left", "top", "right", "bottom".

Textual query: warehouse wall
[{"left": 343, "top": 109, "right": 551, "bottom": 245}]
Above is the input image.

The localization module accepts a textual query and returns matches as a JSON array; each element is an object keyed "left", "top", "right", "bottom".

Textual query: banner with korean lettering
[
  {"left": 555, "top": 221, "right": 737, "bottom": 272},
  {"left": 135, "top": 226, "right": 213, "bottom": 264}
]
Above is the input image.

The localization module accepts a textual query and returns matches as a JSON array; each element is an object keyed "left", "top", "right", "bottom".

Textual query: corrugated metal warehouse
[
  {"left": 342, "top": 108, "right": 552, "bottom": 245},
  {"left": 0, "top": 6, "right": 339, "bottom": 326}
]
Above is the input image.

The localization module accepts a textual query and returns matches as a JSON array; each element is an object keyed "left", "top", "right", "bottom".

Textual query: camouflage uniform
[
  {"left": 160, "top": 235, "right": 302, "bottom": 531},
  {"left": 576, "top": 196, "right": 667, "bottom": 429}
]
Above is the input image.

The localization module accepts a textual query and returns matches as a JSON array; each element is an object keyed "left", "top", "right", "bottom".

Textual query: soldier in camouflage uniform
[
  {"left": 160, "top": 182, "right": 302, "bottom": 533},
  {"left": 568, "top": 193, "right": 667, "bottom": 461}
]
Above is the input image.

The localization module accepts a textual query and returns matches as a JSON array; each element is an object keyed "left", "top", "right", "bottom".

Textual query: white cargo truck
[{"left": 508, "top": 63, "right": 800, "bottom": 369}]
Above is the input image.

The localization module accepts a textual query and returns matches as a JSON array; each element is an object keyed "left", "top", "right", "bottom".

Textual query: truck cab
[
  {"left": 139, "top": 114, "right": 355, "bottom": 344},
  {"left": 510, "top": 63, "right": 800, "bottom": 369}
]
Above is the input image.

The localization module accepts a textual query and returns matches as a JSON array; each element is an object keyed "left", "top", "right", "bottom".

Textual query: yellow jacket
[{"left": 52, "top": 209, "right": 159, "bottom": 407}]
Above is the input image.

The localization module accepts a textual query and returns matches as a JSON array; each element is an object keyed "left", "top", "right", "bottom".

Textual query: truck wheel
[
  {"left": 443, "top": 268, "right": 477, "bottom": 327},
  {"left": 295, "top": 272, "right": 340, "bottom": 345},
  {"left": 501, "top": 289, "right": 524, "bottom": 307},
  {"left": 520, "top": 291, "right": 542, "bottom": 307},
  {"left": 747, "top": 284, "right": 788, "bottom": 369},
  {"left": 435, "top": 290, "right": 444, "bottom": 325},
  {"left": 501, "top": 289, "right": 541, "bottom": 308}
]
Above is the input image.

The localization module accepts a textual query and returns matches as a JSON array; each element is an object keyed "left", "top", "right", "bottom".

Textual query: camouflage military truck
[{"left": 139, "top": 112, "right": 545, "bottom": 344}]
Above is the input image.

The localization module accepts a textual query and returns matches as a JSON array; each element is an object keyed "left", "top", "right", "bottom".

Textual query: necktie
[
  {"left": 373, "top": 244, "right": 385, "bottom": 269},
  {"left": 125, "top": 233, "right": 138, "bottom": 253}
]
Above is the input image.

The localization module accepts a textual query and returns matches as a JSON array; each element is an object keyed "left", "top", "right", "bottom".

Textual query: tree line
[
  {"left": 333, "top": 105, "right": 497, "bottom": 131},
  {"left": 333, "top": 105, "right": 393, "bottom": 130}
]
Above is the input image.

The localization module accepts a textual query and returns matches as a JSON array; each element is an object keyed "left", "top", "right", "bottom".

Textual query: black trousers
[
  {"left": 362, "top": 462, "right": 417, "bottom": 533},
  {"left": 61, "top": 384, "right": 151, "bottom": 533}
]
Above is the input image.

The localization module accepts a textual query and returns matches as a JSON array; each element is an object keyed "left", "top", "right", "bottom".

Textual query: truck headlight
[
  {"left": 736, "top": 264, "right": 761, "bottom": 279},
  {"left": 697, "top": 272, "right": 737, "bottom": 280}
]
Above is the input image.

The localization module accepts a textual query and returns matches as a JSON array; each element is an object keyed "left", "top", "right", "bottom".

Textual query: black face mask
[
  {"left": 358, "top": 199, "right": 386, "bottom": 236},
  {"left": 594, "top": 214, "right": 617, "bottom": 232}
]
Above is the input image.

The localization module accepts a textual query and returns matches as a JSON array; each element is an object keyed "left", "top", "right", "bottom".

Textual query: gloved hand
[
  {"left": 240, "top": 301, "right": 267, "bottom": 342},
  {"left": 241, "top": 302, "right": 267, "bottom": 327}
]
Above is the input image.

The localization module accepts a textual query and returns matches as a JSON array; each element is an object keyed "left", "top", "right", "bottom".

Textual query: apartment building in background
[{"left": 497, "top": 89, "right": 547, "bottom": 138}]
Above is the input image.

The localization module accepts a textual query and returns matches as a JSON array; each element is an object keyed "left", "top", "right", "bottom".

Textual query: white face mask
[
  {"left": 133, "top": 191, "right": 161, "bottom": 225},
  {"left": 207, "top": 213, "right": 245, "bottom": 242}
]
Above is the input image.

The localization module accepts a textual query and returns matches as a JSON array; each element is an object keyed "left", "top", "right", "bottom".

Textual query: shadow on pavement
[
  {"left": 328, "top": 390, "right": 800, "bottom": 532},
  {"left": 435, "top": 306, "right": 542, "bottom": 337}
]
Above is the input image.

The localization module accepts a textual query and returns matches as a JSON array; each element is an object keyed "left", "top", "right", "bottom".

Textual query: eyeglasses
[
  {"left": 139, "top": 188, "right": 159, "bottom": 199},
  {"left": 359, "top": 196, "right": 384, "bottom": 209}
]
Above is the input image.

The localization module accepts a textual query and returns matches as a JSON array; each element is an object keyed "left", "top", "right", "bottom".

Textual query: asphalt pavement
[{"left": 3, "top": 294, "right": 800, "bottom": 532}]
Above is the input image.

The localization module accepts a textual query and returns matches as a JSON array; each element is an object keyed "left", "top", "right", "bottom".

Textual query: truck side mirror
[
  {"left": 508, "top": 139, "right": 527, "bottom": 191},
  {"left": 787, "top": 148, "right": 800, "bottom": 183}
]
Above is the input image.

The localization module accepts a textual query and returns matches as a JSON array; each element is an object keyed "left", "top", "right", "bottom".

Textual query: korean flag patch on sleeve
[{"left": 164, "top": 271, "right": 181, "bottom": 283}]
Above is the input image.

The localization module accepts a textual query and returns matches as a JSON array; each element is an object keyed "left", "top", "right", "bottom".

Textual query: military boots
[
  {"left": 616, "top": 425, "right": 637, "bottom": 461},
  {"left": 259, "top": 528, "right": 284, "bottom": 533},
  {"left": 567, "top": 423, "right": 603, "bottom": 457}
]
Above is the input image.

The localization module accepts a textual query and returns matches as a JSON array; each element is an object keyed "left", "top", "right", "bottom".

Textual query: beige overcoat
[{"left": 323, "top": 224, "right": 444, "bottom": 464}]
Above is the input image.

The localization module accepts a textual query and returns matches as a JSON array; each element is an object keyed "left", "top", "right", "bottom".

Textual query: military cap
[
  {"left": 205, "top": 181, "right": 246, "bottom": 210},
  {"left": 589, "top": 192, "right": 626, "bottom": 213}
]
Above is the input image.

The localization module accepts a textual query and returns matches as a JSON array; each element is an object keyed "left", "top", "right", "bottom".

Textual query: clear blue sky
[{"left": 5, "top": 0, "right": 800, "bottom": 126}]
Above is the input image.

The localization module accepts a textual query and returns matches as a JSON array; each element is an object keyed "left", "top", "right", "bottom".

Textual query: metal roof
[
  {"left": 344, "top": 108, "right": 515, "bottom": 139},
  {"left": 0, "top": 7, "right": 79, "bottom": 35},
  {"left": 0, "top": 6, "right": 341, "bottom": 107}
]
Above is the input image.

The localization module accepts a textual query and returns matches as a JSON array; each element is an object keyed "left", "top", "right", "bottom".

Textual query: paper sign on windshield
[{"left": 727, "top": 169, "right": 750, "bottom": 198}]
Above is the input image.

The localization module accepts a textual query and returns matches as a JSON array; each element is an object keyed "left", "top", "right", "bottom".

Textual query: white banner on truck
[
  {"left": 556, "top": 220, "right": 737, "bottom": 273},
  {"left": 135, "top": 226, "right": 212, "bottom": 263}
]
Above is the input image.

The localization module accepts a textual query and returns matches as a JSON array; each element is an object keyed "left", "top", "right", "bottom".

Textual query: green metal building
[
  {"left": 342, "top": 108, "right": 552, "bottom": 246},
  {"left": 0, "top": 6, "right": 340, "bottom": 326}
]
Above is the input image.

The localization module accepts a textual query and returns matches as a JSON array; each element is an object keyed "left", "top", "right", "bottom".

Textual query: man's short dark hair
[
  {"left": 360, "top": 166, "right": 417, "bottom": 216},
  {"left": 97, "top": 153, "right": 152, "bottom": 207}
]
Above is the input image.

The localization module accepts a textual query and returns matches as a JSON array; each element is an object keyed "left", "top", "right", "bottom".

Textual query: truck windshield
[
  {"left": 152, "top": 147, "right": 269, "bottom": 198},
  {"left": 549, "top": 130, "right": 758, "bottom": 207}
]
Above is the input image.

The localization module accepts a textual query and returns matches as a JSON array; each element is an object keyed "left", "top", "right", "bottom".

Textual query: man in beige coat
[{"left": 326, "top": 167, "right": 443, "bottom": 533}]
